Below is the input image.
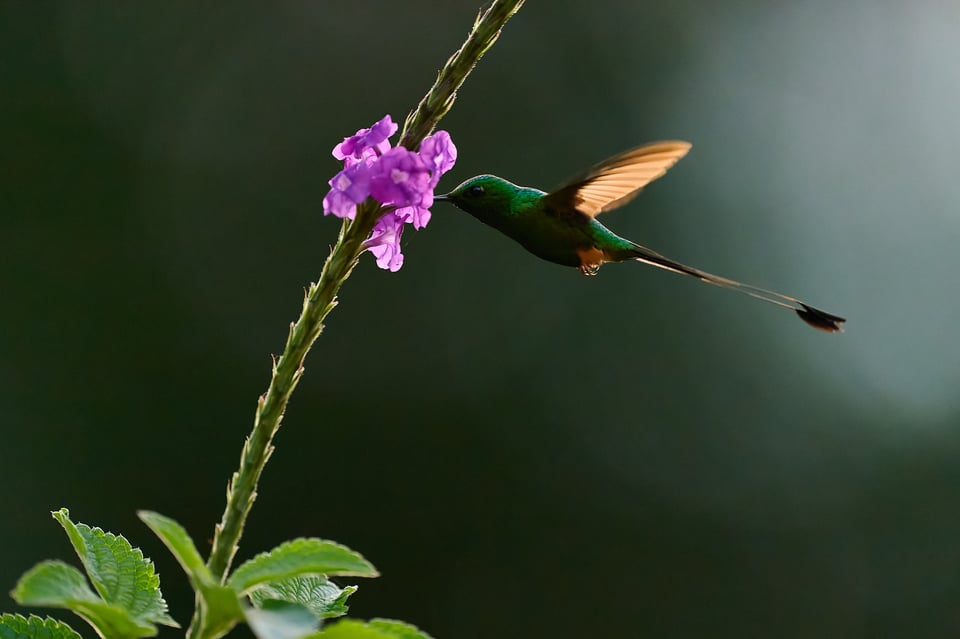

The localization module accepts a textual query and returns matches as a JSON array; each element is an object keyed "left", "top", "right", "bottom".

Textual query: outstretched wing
[{"left": 543, "top": 141, "right": 692, "bottom": 218}]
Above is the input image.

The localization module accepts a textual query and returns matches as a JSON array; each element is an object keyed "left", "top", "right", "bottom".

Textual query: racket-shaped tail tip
[{"left": 796, "top": 303, "right": 846, "bottom": 332}]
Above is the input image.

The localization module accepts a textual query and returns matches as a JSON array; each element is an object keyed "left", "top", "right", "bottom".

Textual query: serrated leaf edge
[
  {"left": 227, "top": 539, "right": 378, "bottom": 594},
  {"left": 49, "top": 508, "right": 178, "bottom": 629}
]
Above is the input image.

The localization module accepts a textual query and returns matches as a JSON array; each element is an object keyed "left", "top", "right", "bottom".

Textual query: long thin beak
[{"left": 433, "top": 194, "right": 450, "bottom": 202}]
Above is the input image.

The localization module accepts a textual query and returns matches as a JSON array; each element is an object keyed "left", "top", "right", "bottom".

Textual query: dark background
[{"left": 4, "top": 1, "right": 960, "bottom": 637}]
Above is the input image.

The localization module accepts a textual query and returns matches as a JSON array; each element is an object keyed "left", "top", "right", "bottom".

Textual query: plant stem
[
  {"left": 192, "top": 3, "right": 526, "bottom": 636},
  {"left": 204, "top": 210, "right": 376, "bottom": 584},
  {"left": 399, "top": 0, "right": 526, "bottom": 148}
]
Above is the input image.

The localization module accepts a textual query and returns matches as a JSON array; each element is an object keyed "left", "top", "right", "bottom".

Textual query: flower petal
[
  {"left": 369, "top": 147, "right": 432, "bottom": 208},
  {"left": 396, "top": 206, "right": 432, "bottom": 230},
  {"left": 419, "top": 130, "right": 458, "bottom": 186},
  {"left": 332, "top": 115, "right": 398, "bottom": 161},
  {"left": 364, "top": 212, "right": 405, "bottom": 271},
  {"left": 322, "top": 161, "right": 374, "bottom": 219}
]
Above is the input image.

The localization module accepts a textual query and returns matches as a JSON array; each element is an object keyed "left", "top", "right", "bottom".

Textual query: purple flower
[
  {"left": 396, "top": 206, "right": 431, "bottom": 230},
  {"left": 322, "top": 159, "right": 373, "bottom": 219},
  {"left": 333, "top": 115, "right": 398, "bottom": 164},
  {"left": 323, "top": 115, "right": 458, "bottom": 272},
  {"left": 369, "top": 147, "right": 432, "bottom": 208},
  {"left": 419, "top": 130, "right": 458, "bottom": 187},
  {"left": 363, "top": 212, "right": 405, "bottom": 272}
]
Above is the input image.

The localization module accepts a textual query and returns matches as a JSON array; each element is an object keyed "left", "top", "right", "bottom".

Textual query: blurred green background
[{"left": 3, "top": 1, "right": 960, "bottom": 637}]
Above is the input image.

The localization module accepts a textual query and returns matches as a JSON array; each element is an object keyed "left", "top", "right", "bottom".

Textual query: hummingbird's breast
[
  {"left": 455, "top": 185, "right": 607, "bottom": 268},
  {"left": 508, "top": 204, "right": 599, "bottom": 268}
]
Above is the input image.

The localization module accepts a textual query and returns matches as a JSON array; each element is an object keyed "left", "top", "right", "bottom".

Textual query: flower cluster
[{"left": 322, "top": 115, "right": 457, "bottom": 271}]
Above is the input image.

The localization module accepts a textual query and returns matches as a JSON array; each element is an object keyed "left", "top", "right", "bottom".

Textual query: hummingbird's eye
[{"left": 468, "top": 185, "right": 484, "bottom": 196}]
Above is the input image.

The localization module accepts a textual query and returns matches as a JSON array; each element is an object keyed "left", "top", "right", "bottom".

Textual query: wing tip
[
  {"left": 652, "top": 139, "right": 693, "bottom": 152},
  {"left": 634, "top": 140, "right": 692, "bottom": 156},
  {"left": 796, "top": 303, "right": 846, "bottom": 333}
]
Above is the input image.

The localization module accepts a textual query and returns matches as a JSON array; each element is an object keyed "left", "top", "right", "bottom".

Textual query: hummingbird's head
[{"left": 435, "top": 175, "right": 528, "bottom": 223}]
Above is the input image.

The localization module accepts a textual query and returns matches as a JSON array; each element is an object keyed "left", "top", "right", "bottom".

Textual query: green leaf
[
  {"left": 58, "top": 601, "right": 155, "bottom": 639},
  {"left": 246, "top": 601, "right": 319, "bottom": 639},
  {"left": 11, "top": 561, "right": 158, "bottom": 639},
  {"left": 137, "top": 511, "right": 244, "bottom": 639},
  {"left": 137, "top": 511, "right": 213, "bottom": 588},
  {"left": 12, "top": 561, "right": 100, "bottom": 606},
  {"left": 322, "top": 587, "right": 355, "bottom": 620},
  {"left": 227, "top": 539, "right": 377, "bottom": 594},
  {"left": 309, "top": 620, "right": 432, "bottom": 639},
  {"left": 367, "top": 619, "right": 434, "bottom": 639},
  {"left": 309, "top": 620, "right": 386, "bottom": 639},
  {"left": 0, "top": 614, "right": 82, "bottom": 639},
  {"left": 51, "top": 508, "right": 178, "bottom": 628},
  {"left": 248, "top": 576, "right": 357, "bottom": 619},
  {"left": 191, "top": 583, "right": 245, "bottom": 639}
]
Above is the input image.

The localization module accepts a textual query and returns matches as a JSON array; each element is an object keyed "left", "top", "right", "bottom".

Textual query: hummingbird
[{"left": 434, "top": 141, "right": 845, "bottom": 332}]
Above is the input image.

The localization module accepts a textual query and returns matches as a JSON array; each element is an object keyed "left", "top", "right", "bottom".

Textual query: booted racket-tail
[{"left": 435, "top": 142, "right": 845, "bottom": 332}]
